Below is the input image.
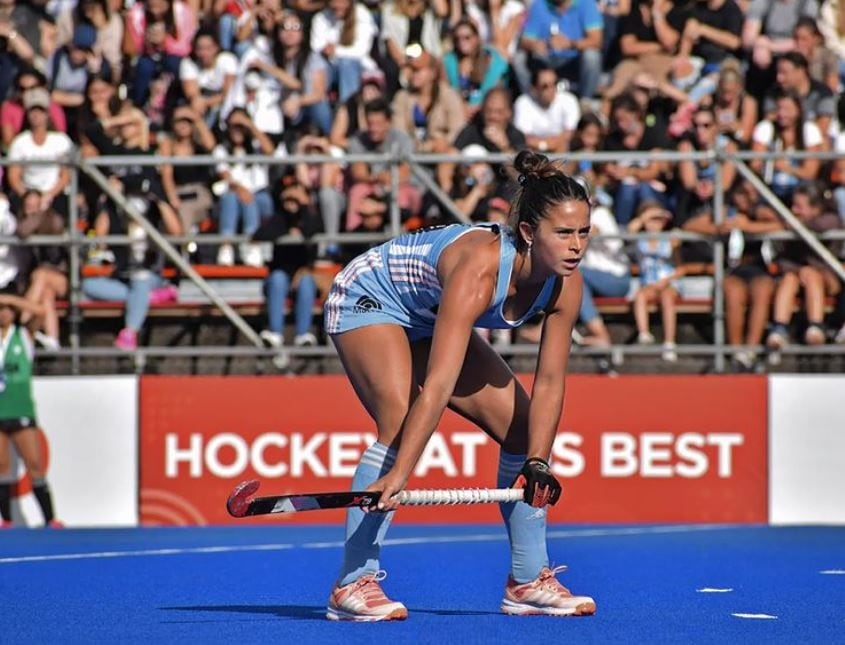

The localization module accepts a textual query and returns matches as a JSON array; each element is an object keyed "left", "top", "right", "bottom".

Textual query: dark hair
[
  {"left": 570, "top": 112, "right": 604, "bottom": 151},
  {"left": 610, "top": 91, "right": 643, "bottom": 118},
  {"left": 794, "top": 16, "right": 822, "bottom": 38},
  {"left": 363, "top": 97, "right": 391, "bottom": 119},
  {"left": 273, "top": 11, "right": 309, "bottom": 78},
  {"left": 509, "top": 150, "right": 590, "bottom": 251},
  {"left": 779, "top": 51, "right": 809, "bottom": 72},
  {"left": 530, "top": 64, "right": 556, "bottom": 87},
  {"left": 773, "top": 88, "right": 806, "bottom": 150},
  {"left": 792, "top": 182, "right": 827, "bottom": 210}
]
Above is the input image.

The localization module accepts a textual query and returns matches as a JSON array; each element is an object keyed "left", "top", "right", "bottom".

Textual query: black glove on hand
[{"left": 513, "top": 458, "right": 562, "bottom": 507}]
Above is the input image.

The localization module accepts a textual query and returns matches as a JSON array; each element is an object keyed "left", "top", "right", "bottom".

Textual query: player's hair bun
[{"left": 515, "top": 149, "right": 557, "bottom": 185}]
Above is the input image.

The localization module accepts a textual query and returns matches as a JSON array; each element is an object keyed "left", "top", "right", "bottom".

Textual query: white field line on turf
[
  {"left": 697, "top": 588, "right": 733, "bottom": 593},
  {"left": 0, "top": 524, "right": 753, "bottom": 565},
  {"left": 732, "top": 613, "right": 778, "bottom": 620},
  {"left": 820, "top": 569, "right": 845, "bottom": 574}
]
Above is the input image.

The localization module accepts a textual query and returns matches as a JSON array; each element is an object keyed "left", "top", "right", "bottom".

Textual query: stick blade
[{"left": 227, "top": 479, "right": 261, "bottom": 517}]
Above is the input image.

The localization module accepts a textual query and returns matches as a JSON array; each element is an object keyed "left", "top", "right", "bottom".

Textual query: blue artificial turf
[{"left": 1, "top": 524, "right": 843, "bottom": 644}]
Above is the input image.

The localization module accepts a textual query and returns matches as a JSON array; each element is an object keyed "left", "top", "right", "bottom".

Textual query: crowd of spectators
[{"left": 0, "top": 0, "right": 844, "bottom": 369}]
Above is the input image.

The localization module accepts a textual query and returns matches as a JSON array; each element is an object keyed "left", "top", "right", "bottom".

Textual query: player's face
[{"left": 530, "top": 199, "right": 591, "bottom": 277}]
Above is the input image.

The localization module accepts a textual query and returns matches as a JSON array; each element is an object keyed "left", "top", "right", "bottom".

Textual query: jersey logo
[{"left": 353, "top": 296, "right": 383, "bottom": 314}]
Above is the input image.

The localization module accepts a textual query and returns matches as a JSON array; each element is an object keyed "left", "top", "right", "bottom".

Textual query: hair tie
[{"left": 518, "top": 174, "right": 526, "bottom": 185}]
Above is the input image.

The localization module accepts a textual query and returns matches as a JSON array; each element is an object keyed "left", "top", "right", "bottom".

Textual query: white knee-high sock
[
  {"left": 498, "top": 450, "right": 549, "bottom": 583},
  {"left": 337, "top": 442, "right": 397, "bottom": 586}
]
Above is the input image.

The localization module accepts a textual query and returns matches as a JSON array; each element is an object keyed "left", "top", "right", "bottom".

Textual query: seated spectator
[
  {"left": 215, "top": 0, "right": 258, "bottom": 55},
  {"left": 252, "top": 180, "right": 321, "bottom": 369},
  {"left": 391, "top": 51, "right": 465, "bottom": 153},
  {"left": 179, "top": 29, "right": 236, "bottom": 129},
  {"left": 1, "top": 67, "right": 67, "bottom": 150},
  {"left": 564, "top": 112, "right": 612, "bottom": 206},
  {"left": 764, "top": 52, "right": 836, "bottom": 147},
  {"left": 751, "top": 89, "right": 823, "bottom": 203},
  {"left": 7, "top": 89, "right": 73, "bottom": 216},
  {"left": 448, "top": 144, "right": 509, "bottom": 221},
  {"left": 766, "top": 182, "right": 842, "bottom": 349},
  {"left": 16, "top": 190, "right": 68, "bottom": 351},
  {"left": 699, "top": 57, "right": 758, "bottom": 147},
  {"left": 345, "top": 98, "right": 422, "bottom": 231},
  {"left": 577, "top": 200, "right": 631, "bottom": 348},
  {"left": 47, "top": 24, "right": 112, "bottom": 141},
  {"left": 249, "top": 11, "right": 332, "bottom": 138},
  {"left": 627, "top": 201, "right": 682, "bottom": 362},
  {"left": 599, "top": 0, "right": 632, "bottom": 69},
  {"left": 0, "top": 0, "right": 49, "bottom": 102},
  {"left": 513, "top": 64, "right": 580, "bottom": 153},
  {"left": 460, "top": 0, "right": 527, "bottom": 60},
  {"left": 672, "top": 0, "right": 742, "bottom": 104},
  {"left": 329, "top": 70, "right": 386, "bottom": 150},
  {"left": 124, "top": 0, "right": 198, "bottom": 107},
  {"left": 718, "top": 179, "right": 780, "bottom": 371},
  {"left": 603, "top": 0, "right": 683, "bottom": 103},
  {"left": 158, "top": 105, "right": 217, "bottom": 238},
  {"left": 310, "top": 0, "right": 378, "bottom": 103},
  {"left": 293, "top": 134, "right": 346, "bottom": 258},
  {"left": 793, "top": 16, "right": 840, "bottom": 92},
  {"left": 515, "top": 0, "right": 604, "bottom": 100},
  {"left": 55, "top": 0, "right": 124, "bottom": 83},
  {"left": 380, "top": 0, "right": 447, "bottom": 93},
  {"left": 443, "top": 19, "right": 509, "bottom": 117},
  {"left": 817, "top": 0, "right": 845, "bottom": 89},
  {"left": 81, "top": 197, "right": 182, "bottom": 351},
  {"left": 0, "top": 195, "right": 25, "bottom": 295},
  {"left": 602, "top": 91, "right": 669, "bottom": 225},
  {"left": 742, "top": 0, "right": 818, "bottom": 96},
  {"left": 213, "top": 108, "right": 276, "bottom": 266}
]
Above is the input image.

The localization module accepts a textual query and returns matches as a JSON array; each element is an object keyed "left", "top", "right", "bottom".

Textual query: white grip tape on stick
[{"left": 395, "top": 488, "right": 524, "bottom": 506}]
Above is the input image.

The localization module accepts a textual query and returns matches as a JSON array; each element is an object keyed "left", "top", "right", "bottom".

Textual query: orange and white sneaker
[
  {"left": 326, "top": 570, "right": 408, "bottom": 622},
  {"left": 501, "top": 565, "right": 596, "bottom": 617}
]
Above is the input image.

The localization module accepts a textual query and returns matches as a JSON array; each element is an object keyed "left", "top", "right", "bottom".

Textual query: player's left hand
[
  {"left": 513, "top": 458, "right": 562, "bottom": 507},
  {"left": 365, "top": 469, "right": 408, "bottom": 512}
]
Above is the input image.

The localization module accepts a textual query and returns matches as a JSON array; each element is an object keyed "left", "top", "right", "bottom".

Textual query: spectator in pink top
[
  {"left": 125, "top": 0, "right": 198, "bottom": 106},
  {"left": 1, "top": 67, "right": 67, "bottom": 151}
]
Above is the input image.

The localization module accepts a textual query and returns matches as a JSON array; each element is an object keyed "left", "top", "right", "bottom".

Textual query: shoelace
[
  {"left": 353, "top": 570, "right": 390, "bottom": 601},
  {"left": 538, "top": 565, "right": 572, "bottom": 594}
]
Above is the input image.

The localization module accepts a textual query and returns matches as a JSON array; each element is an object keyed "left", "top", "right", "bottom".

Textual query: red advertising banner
[{"left": 139, "top": 375, "right": 768, "bottom": 526}]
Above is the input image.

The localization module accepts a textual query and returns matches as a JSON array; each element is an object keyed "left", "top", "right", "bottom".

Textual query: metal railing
[{"left": 4, "top": 146, "right": 843, "bottom": 374}]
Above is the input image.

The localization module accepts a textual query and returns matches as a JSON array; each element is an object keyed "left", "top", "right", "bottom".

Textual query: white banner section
[
  {"left": 769, "top": 376, "right": 845, "bottom": 525},
  {"left": 10, "top": 377, "right": 139, "bottom": 527}
]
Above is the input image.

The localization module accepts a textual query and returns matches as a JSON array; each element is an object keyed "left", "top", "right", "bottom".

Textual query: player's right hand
[
  {"left": 365, "top": 470, "right": 408, "bottom": 513},
  {"left": 512, "top": 458, "right": 562, "bottom": 507}
]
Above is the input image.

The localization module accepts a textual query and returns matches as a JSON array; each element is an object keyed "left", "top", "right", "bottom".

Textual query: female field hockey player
[{"left": 323, "top": 150, "right": 596, "bottom": 621}]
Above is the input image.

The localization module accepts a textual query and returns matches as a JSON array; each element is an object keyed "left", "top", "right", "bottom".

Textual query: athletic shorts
[{"left": 0, "top": 418, "right": 37, "bottom": 434}]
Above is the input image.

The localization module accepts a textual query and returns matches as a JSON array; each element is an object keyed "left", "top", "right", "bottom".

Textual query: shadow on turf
[{"left": 160, "top": 605, "right": 497, "bottom": 621}]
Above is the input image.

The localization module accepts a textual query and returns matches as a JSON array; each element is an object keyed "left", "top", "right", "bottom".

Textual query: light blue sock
[
  {"left": 337, "top": 442, "right": 397, "bottom": 586},
  {"left": 498, "top": 450, "right": 549, "bottom": 583}
]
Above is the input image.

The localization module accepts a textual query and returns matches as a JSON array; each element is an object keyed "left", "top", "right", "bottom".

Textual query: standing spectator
[
  {"left": 516, "top": 0, "right": 604, "bottom": 99},
  {"left": 47, "top": 24, "right": 111, "bottom": 141},
  {"left": 1, "top": 67, "right": 66, "bottom": 150},
  {"left": 766, "top": 182, "right": 842, "bottom": 349},
  {"left": 179, "top": 29, "right": 236, "bottom": 129},
  {"left": 252, "top": 181, "right": 320, "bottom": 365},
  {"left": 380, "top": 0, "right": 447, "bottom": 93},
  {"left": 602, "top": 0, "right": 683, "bottom": 103},
  {"left": 16, "top": 190, "right": 68, "bottom": 352},
  {"left": 461, "top": 0, "right": 527, "bottom": 60},
  {"left": 602, "top": 91, "right": 669, "bottom": 225},
  {"left": 765, "top": 52, "right": 836, "bottom": 146},
  {"left": 577, "top": 201, "right": 631, "bottom": 347},
  {"left": 213, "top": 108, "right": 276, "bottom": 267},
  {"left": 513, "top": 64, "right": 581, "bottom": 154},
  {"left": 0, "top": 291, "right": 61, "bottom": 529},
  {"left": 391, "top": 51, "right": 465, "bottom": 153},
  {"left": 249, "top": 11, "right": 333, "bottom": 138},
  {"left": 310, "top": 0, "right": 378, "bottom": 103},
  {"left": 742, "top": 0, "right": 819, "bottom": 97},
  {"left": 345, "top": 98, "right": 422, "bottom": 231},
  {"left": 55, "top": 0, "right": 124, "bottom": 83},
  {"left": 158, "top": 105, "right": 216, "bottom": 237},
  {"left": 124, "top": 0, "right": 198, "bottom": 107},
  {"left": 719, "top": 179, "right": 780, "bottom": 371},
  {"left": 443, "top": 18, "right": 509, "bottom": 117},
  {"left": 7, "top": 88, "right": 73, "bottom": 216},
  {"left": 793, "top": 16, "right": 840, "bottom": 92},
  {"left": 751, "top": 89, "right": 823, "bottom": 203},
  {"left": 673, "top": 0, "right": 743, "bottom": 104},
  {"left": 627, "top": 200, "right": 682, "bottom": 362}
]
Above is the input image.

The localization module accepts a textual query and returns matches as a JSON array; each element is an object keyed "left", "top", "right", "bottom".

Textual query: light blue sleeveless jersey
[{"left": 324, "top": 223, "right": 558, "bottom": 339}]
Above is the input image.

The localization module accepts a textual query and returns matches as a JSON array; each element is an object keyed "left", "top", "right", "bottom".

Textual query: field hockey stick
[{"left": 226, "top": 479, "right": 525, "bottom": 517}]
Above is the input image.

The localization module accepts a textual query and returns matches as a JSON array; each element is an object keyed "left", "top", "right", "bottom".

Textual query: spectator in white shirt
[
  {"left": 513, "top": 65, "right": 581, "bottom": 153},
  {"left": 180, "top": 29, "right": 237, "bottom": 128},
  {"left": 310, "top": 0, "right": 378, "bottom": 102},
  {"left": 7, "top": 88, "right": 73, "bottom": 217}
]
